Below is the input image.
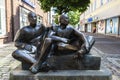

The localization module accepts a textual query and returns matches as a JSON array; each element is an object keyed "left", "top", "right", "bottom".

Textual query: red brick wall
[
  {"left": 3, "top": 0, "right": 12, "bottom": 43},
  {"left": 35, "top": 1, "right": 49, "bottom": 26}
]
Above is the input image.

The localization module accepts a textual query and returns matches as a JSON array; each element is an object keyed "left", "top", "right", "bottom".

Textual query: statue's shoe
[
  {"left": 30, "top": 62, "right": 51, "bottom": 74},
  {"left": 29, "top": 63, "right": 42, "bottom": 74},
  {"left": 29, "top": 64, "right": 41, "bottom": 74},
  {"left": 41, "top": 62, "right": 55, "bottom": 72},
  {"left": 30, "top": 66, "right": 39, "bottom": 74}
]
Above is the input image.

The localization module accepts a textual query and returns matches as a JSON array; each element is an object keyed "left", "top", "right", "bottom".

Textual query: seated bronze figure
[
  {"left": 12, "top": 12, "right": 96, "bottom": 74},
  {"left": 29, "top": 15, "right": 95, "bottom": 73},
  {"left": 12, "top": 12, "right": 46, "bottom": 68}
]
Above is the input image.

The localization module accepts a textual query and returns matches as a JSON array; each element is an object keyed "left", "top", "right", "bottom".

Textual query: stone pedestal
[
  {"left": 46, "top": 54, "right": 101, "bottom": 70},
  {"left": 22, "top": 54, "right": 101, "bottom": 70},
  {"left": 9, "top": 69, "right": 112, "bottom": 80}
]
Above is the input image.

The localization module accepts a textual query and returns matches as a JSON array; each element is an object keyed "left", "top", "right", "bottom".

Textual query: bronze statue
[
  {"left": 30, "top": 14, "right": 95, "bottom": 73},
  {"left": 12, "top": 12, "right": 45, "bottom": 67}
]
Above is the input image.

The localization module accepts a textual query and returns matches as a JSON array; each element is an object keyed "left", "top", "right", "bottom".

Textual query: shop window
[
  {"left": 101, "top": 0, "right": 103, "bottom": 6},
  {"left": 106, "top": 18, "right": 118, "bottom": 34},
  {"left": 93, "top": 0, "right": 96, "bottom": 11},
  {"left": 0, "top": 9, "right": 1, "bottom": 34},
  {"left": 107, "top": 0, "right": 112, "bottom": 2},
  {"left": 37, "top": 16, "right": 43, "bottom": 24}
]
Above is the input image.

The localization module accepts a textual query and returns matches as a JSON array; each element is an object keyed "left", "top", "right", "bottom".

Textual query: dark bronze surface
[
  {"left": 12, "top": 12, "right": 45, "bottom": 65},
  {"left": 12, "top": 13, "right": 96, "bottom": 74},
  {"left": 29, "top": 15, "right": 95, "bottom": 73}
]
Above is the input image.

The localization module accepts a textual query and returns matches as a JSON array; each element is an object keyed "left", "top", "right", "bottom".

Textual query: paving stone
[
  {"left": 91, "top": 47, "right": 120, "bottom": 80},
  {"left": 2, "top": 73, "right": 9, "bottom": 79},
  {"left": 9, "top": 61, "right": 21, "bottom": 70},
  {"left": 0, "top": 43, "right": 20, "bottom": 80}
]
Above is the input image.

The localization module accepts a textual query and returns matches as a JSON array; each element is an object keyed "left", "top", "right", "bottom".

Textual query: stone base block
[
  {"left": 22, "top": 54, "right": 101, "bottom": 70},
  {"left": 9, "top": 69, "right": 112, "bottom": 80},
  {"left": 46, "top": 54, "right": 101, "bottom": 70},
  {"left": 21, "top": 62, "right": 32, "bottom": 70}
]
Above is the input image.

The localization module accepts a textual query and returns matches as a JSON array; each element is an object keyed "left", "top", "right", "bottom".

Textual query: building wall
[
  {"left": 89, "top": 0, "right": 119, "bottom": 20},
  {"left": 80, "top": 0, "right": 120, "bottom": 36},
  {"left": 35, "top": 1, "right": 49, "bottom": 26},
  {"left": 5, "top": 0, "right": 12, "bottom": 42},
  {"left": 0, "top": 0, "right": 49, "bottom": 44}
]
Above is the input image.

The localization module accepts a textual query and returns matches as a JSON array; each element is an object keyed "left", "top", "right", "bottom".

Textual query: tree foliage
[
  {"left": 54, "top": 11, "right": 80, "bottom": 26},
  {"left": 38, "top": 0, "right": 90, "bottom": 14},
  {"left": 54, "top": 14, "right": 59, "bottom": 24},
  {"left": 68, "top": 11, "right": 80, "bottom": 26}
]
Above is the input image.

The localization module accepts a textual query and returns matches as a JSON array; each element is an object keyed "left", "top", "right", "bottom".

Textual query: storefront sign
[
  {"left": 87, "top": 18, "right": 93, "bottom": 22},
  {"left": 22, "top": 0, "right": 35, "bottom": 8}
]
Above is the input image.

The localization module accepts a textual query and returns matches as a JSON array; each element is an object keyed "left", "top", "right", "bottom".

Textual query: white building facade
[{"left": 80, "top": 0, "right": 120, "bottom": 36}]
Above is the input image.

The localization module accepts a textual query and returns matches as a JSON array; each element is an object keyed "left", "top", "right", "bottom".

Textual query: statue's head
[
  {"left": 59, "top": 14, "right": 69, "bottom": 27},
  {"left": 28, "top": 12, "right": 37, "bottom": 25}
]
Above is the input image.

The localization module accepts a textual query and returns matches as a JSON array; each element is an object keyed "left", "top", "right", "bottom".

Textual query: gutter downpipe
[{"left": 11, "top": 0, "right": 15, "bottom": 41}]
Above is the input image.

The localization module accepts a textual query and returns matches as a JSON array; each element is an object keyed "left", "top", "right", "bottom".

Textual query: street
[
  {"left": 0, "top": 43, "right": 20, "bottom": 80},
  {"left": 83, "top": 32, "right": 120, "bottom": 54},
  {"left": 84, "top": 32, "right": 120, "bottom": 80}
]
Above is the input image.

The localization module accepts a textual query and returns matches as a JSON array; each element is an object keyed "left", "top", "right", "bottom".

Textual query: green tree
[
  {"left": 38, "top": 0, "right": 90, "bottom": 14},
  {"left": 54, "top": 14, "right": 59, "bottom": 24},
  {"left": 68, "top": 11, "right": 80, "bottom": 26},
  {"left": 54, "top": 11, "right": 80, "bottom": 26}
]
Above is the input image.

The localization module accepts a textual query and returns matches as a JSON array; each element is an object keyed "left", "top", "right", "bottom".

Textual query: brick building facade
[{"left": 0, "top": 0, "right": 50, "bottom": 44}]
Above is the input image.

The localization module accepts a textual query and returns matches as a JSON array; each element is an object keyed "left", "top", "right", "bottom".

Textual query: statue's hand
[
  {"left": 24, "top": 44, "right": 37, "bottom": 53},
  {"left": 31, "top": 45, "right": 37, "bottom": 53},
  {"left": 73, "top": 47, "right": 87, "bottom": 59},
  {"left": 61, "top": 38, "right": 69, "bottom": 43},
  {"left": 24, "top": 44, "right": 32, "bottom": 51},
  {"left": 81, "top": 44, "right": 89, "bottom": 53},
  {"left": 31, "top": 36, "right": 41, "bottom": 43},
  {"left": 82, "top": 44, "right": 90, "bottom": 53}
]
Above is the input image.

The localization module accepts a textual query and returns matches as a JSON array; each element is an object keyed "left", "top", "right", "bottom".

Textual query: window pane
[
  {"left": 20, "top": 7, "right": 30, "bottom": 28},
  {"left": 37, "top": 16, "right": 43, "bottom": 24},
  {"left": 0, "top": 8, "right": 1, "bottom": 34}
]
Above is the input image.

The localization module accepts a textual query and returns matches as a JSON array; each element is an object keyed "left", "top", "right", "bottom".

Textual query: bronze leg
[
  {"left": 12, "top": 49, "right": 36, "bottom": 64},
  {"left": 86, "top": 36, "right": 95, "bottom": 51},
  {"left": 30, "top": 38, "right": 52, "bottom": 73}
]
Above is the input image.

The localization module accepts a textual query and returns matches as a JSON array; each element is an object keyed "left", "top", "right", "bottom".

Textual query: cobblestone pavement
[
  {"left": 84, "top": 32, "right": 120, "bottom": 54},
  {"left": 91, "top": 47, "right": 120, "bottom": 80},
  {"left": 85, "top": 32, "right": 120, "bottom": 80},
  {"left": 0, "top": 43, "right": 20, "bottom": 80}
]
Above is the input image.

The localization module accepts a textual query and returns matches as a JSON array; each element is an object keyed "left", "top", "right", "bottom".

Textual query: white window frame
[
  {"left": 19, "top": 7, "right": 30, "bottom": 28},
  {"left": 0, "top": 0, "right": 6, "bottom": 35},
  {"left": 37, "top": 15, "right": 43, "bottom": 25}
]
